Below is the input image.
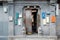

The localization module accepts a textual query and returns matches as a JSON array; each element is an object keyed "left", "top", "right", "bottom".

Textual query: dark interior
[
  {"left": 32, "top": 9, "right": 38, "bottom": 33},
  {"left": 57, "top": 0, "right": 60, "bottom": 9},
  {"left": 57, "top": 0, "right": 60, "bottom": 4}
]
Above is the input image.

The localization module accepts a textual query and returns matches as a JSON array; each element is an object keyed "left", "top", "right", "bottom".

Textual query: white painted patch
[
  {"left": 18, "top": 19, "right": 22, "bottom": 25},
  {"left": 46, "top": 16, "right": 50, "bottom": 23},
  {"left": 9, "top": 16, "right": 13, "bottom": 21},
  {"left": 19, "top": 14, "right": 22, "bottom": 18},
  {"left": 56, "top": 4, "right": 59, "bottom": 15},
  {"left": 3, "top": 7, "right": 7, "bottom": 13},
  {"left": 43, "top": 19, "right": 46, "bottom": 25}
]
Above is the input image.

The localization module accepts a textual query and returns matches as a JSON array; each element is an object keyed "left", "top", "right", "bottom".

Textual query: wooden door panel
[{"left": 25, "top": 10, "right": 32, "bottom": 34}]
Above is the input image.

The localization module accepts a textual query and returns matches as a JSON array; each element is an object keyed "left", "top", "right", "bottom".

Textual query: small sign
[
  {"left": 42, "top": 12, "right": 46, "bottom": 19},
  {"left": 43, "top": 19, "right": 46, "bottom": 25},
  {"left": 16, "top": 12, "right": 19, "bottom": 19},
  {"left": 46, "top": 16, "right": 50, "bottom": 23},
  {"left": 56, "top": 4, "right": 59, "bottom": 15},
  {"left": 19, "top": 14, "right": 22, "bottom": 18},
  {"left": 3, "top": 7, "right": 7, "bottom": 13},
  {"left": 51, "top": 16, "right": 56, "bottom": 23},
  {"left": 18, "top": 19, "right": 22, "bottom": 25},
  {"left": 9, "top": 16, "right": 13, "bottom": 21}
]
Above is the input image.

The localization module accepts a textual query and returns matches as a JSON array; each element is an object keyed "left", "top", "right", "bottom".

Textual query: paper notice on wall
[
  {"left": 18, "top": 19, "right": 22, "bottom": 25},
  {"left": 43, "top": 19, "right": 46, "bottom": 25},
  {"left": 19, "top": 14, "right": 22, "bottom": 18},
  {"left": 46, "top": 17, "right": 50, "bottom": 23},
  {"left": 51, "top": 16, "right": 56, "bottom": 23},
  {"left": 3, "top": 7, "right": 7, "bottom": 13},
  {"left": 56, "top": 4, "right": 59, "bottom": 15},
  {"left": 9, "top": 16, "right": 13, "bottom": 21},
  {"left": 38, "top": 27, "right": 42, "bottom": 34}
]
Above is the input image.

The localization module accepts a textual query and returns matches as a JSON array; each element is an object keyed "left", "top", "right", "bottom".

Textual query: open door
[
  {"left": 24, "top": 9, "right": 32, "bottom": 34},
  {"left": 23, "top": 6, "right": 40, "bottom": 35},
  {"left": 31, "top": 9, "right": 38, "bottom": 33}
]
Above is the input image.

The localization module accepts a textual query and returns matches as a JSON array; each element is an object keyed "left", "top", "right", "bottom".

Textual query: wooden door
[{"left": 24, "top": 9, "right": 32, "bottom": 34}]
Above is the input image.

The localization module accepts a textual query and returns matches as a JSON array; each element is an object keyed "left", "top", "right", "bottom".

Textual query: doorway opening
[
  {"left": 31, "top": 9, "right": 38, "bottom": 34},
  {"left": 23, "top": 6, "right": 40, "bottom": 35}
]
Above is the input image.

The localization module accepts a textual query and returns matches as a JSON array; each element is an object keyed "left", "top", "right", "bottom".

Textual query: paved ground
[
  {"left": 9, "top": 35, "right": 57, "bottom": 40},
  {"left": 8, "top": 34, "right": 57, "bottom": 40},
  {"left": 13, "top": 38, "right": 57, "bottom": 40}
]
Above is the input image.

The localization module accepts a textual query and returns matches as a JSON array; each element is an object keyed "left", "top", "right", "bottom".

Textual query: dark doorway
[{"left": 31, "top": 9, "right": 38, "bottom": 33}]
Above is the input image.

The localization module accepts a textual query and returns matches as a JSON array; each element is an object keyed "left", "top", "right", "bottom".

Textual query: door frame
[{"left": 22, "top": 6, "right": 41, "bottom": 34}]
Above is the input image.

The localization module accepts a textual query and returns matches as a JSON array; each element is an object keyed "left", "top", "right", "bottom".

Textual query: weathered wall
[
  {"left": 56, "top": 9, "right": 60, "bottom": 36},
  {"left": 8, "top": 1, "right": 56, "bottom": 36},
  {"left": 0, "top": 6, "right": 8, "bottom": 40},
  {"left": 0, "top": 1, "right": 58, "bottom": 40}
]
